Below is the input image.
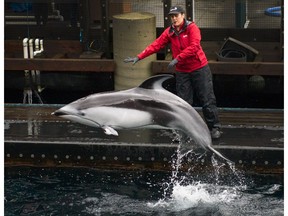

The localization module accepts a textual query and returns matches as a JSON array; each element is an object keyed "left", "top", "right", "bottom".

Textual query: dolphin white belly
[{"left": 84, "top": 107, "right": 153, "bottom": 129}]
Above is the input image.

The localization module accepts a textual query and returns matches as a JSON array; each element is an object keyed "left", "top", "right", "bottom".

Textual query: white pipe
[
  {"left": 40, "top": 39, "right": 44, "bottom": 52},
  {"left": 23, "top": 38, "right": 44, "bottom": 104},
  {"left": 22, "top": 38, "right": 29, "bottom": 59},
  {"left": 28, "top": 39, "right": 34, "bottom": 59},
  {"left": 29, "top": 39, "right": 36, "bottom": 82},
  {"left": 33, "top": 38, "right": 42, "bottom": 56},
  {"left": 34, "top": 38, "right": 43, "bottom": 93},
  {"left": 35, "top": 39, "right": 40, "bottom": 51},
  {"left": 23, "top": 38, "right": 31, "bottom": 104},
  {"left": 38, "top": 39, "right": 44, "bottom": 93},
  {"left": 33, "top": 39, "right": 44, "bottom": 56}
]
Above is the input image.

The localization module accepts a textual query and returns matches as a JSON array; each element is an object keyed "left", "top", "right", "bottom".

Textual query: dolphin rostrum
[{"left": 52, "top": 74, "right": 230, "bottom": 161}]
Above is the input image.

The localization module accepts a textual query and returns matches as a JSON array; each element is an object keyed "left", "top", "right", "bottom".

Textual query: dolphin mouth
[
  {"left": 52, "top": 109, "right": 102, "bottom": 128},
  {"left": 52, "top": 110, "right": 68, "bottom": 117}
]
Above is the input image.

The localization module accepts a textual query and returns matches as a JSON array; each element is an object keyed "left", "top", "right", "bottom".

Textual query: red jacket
[{"left": 137, "top": 20, "right": 208, "bottom": 72}]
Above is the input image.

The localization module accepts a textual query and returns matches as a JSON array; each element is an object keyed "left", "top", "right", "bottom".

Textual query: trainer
[{"left": 124, "top": 5, "right": 221, "bottom": 139}]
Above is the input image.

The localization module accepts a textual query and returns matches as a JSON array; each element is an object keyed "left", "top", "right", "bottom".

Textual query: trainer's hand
[
  {"left": 167, "top": 59, "right": 178, "bottom": 69},
  {"left": 124, "top": 57, "right": 139, "bottom": 65}
]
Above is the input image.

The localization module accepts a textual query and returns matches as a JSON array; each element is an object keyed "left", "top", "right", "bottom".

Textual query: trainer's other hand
[
  {"left": 124, "top": 57, "right": 139, "bottom": 65},
  {"left": 167, "top": 59, "right": 178, "bottom": 69}
]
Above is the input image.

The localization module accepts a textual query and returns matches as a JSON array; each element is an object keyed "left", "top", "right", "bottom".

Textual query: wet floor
[
  {"left": 4, "top": 104, "right": 284, "bottom": 173},
  {"left": 4, "top": 104, "right": 283, "bottom": 147},
  {"left": 4, "top": 117, "right": 284, "bottom": 148}
]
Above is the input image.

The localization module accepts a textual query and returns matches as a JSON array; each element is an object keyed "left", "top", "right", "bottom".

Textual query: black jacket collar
[{"left": 169, "top": 19, "right": 192, "bottom": 35}]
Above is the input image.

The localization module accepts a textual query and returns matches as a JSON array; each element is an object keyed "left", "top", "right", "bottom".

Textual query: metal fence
[{"left": 130, "top": 0, "right": 281, "bottom": 29}]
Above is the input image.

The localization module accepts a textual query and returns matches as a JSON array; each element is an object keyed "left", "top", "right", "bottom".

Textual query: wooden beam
[
  {"left": 152, "top": 60, "right": 284, "bottom": 76},
  {"left": 5, "top": 58, "right": 115, "bottom": 72},
  {"left": 200, "top": 29, "right": 280, "bottom": 42},
  {"left": 5, "top": 58, "right": 283, "bottom": 76}
]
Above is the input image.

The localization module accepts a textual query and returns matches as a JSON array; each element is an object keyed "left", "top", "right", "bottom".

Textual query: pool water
[{"left": 5, "top": 161, "right": 283, "bottom": 216}]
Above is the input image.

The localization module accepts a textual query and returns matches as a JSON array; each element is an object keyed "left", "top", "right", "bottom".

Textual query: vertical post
[
  {"left": 186, "top": 0, "right": 194, "bottom": 22},
  {"left": 23, "top": 38, "right": 30, "bottom": 104},
  {"left": 79, "top": 0, "right": 90, "bottom": 50},
  {"left": 163, "top": 0, "right": 171, "bottom": 59},
  {"left": 280, "top": 0, "right": 284, "bottom": 60},
  {"left": 235, "top": 0, "right": 246, "bottom": 28},
  {"left": 101, "top": 0, "right": 111, "bottom": 58},
  {"left": 163, "top": 0, "right": 171, "bottom": 29},
  {"left": 34, "top": 38, "right": 42, "bottom": 93}
]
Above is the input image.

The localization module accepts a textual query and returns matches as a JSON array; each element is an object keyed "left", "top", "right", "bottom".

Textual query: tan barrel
[{"left": 113, "top": 12, "right": 156, "bottom": 90}]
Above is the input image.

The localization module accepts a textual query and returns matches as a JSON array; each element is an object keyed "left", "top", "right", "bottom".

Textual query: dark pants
[{"left": 175, "top": 65, "right": 220, "bottom": 130}]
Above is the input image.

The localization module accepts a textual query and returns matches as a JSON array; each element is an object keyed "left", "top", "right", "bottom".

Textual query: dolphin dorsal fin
[{"left": 138, "top": 74, "right": 175, "bottom": 90}]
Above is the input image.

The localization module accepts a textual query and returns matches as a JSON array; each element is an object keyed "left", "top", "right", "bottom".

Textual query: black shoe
[{"left": 210, "top": 128, "right": 221, "bottom": 139}]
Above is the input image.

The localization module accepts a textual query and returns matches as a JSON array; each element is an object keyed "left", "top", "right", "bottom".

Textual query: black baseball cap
[{"left": 168, "top": 6, "right": 185, "bottom": 15}]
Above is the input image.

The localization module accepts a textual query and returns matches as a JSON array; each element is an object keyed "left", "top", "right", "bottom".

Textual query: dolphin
[{"left": 52, "top": 74, "right": 230, "bottom": 161}]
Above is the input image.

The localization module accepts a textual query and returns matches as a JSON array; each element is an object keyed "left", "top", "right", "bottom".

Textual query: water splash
[
  {"left": 149, "top": 132, "right": 248, "bottom": 212},
  {"left": 5, "top": 167, "right": 283, "bottom": 215}
]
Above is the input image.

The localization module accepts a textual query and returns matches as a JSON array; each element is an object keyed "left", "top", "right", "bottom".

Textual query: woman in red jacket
[{"left": 124, "top": 6, "right": 221, "bottom": 139}]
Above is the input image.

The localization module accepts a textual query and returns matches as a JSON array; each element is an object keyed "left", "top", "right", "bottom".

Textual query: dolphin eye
[{"left": 78, "top": 111, "right": 85, "bottom": 116}]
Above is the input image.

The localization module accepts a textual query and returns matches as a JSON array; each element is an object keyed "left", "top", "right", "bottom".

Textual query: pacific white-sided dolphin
[{"left": 52, "top": 74, "right": 229, "bottom": 161}]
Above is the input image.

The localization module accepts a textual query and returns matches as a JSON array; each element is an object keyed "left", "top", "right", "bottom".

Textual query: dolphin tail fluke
[{"left": 207, "top": 145, "right": 233, "bottom": 163}]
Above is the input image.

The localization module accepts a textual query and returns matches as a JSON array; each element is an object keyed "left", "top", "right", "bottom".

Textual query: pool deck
[{"left": 4, "top": 104, "right": 284, "bottom": 174}]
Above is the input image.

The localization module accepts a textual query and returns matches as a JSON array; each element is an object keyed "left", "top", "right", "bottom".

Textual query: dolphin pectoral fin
[{"left": 102, "top": 126, "right": 119, "bottom": 136}]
